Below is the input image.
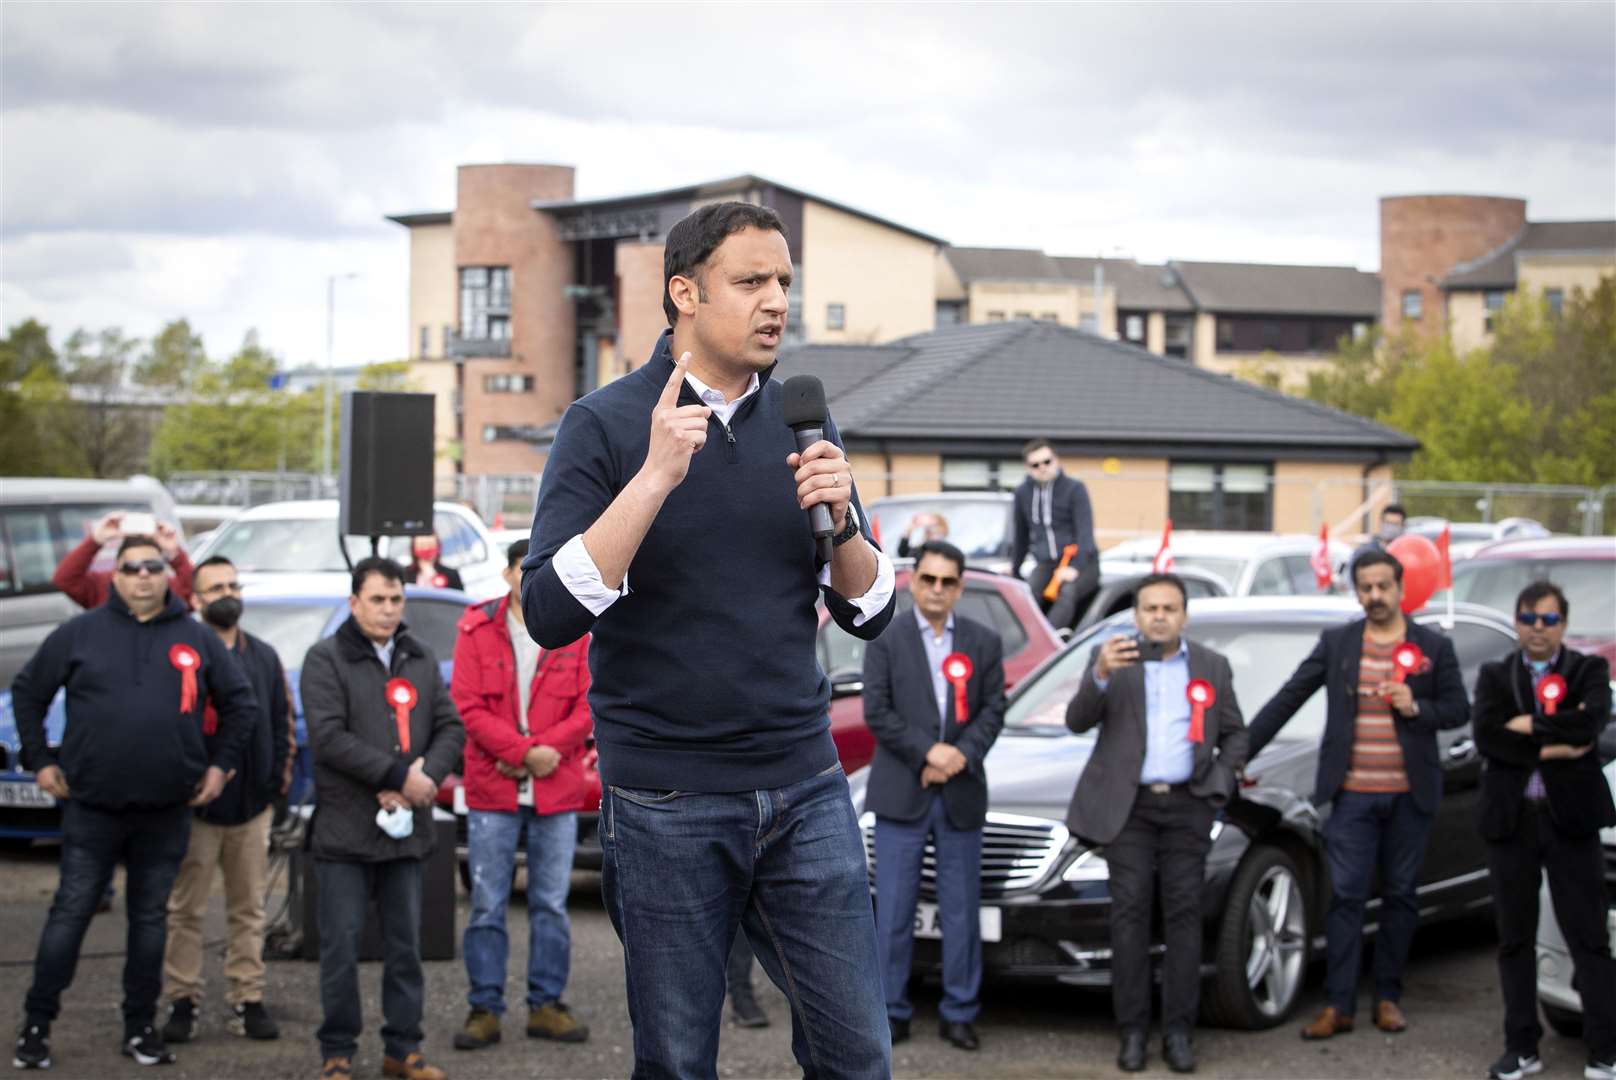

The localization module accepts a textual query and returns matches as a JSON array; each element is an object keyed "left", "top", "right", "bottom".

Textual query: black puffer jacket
[{"left": 301, "top": 616, "right": 464, "bottom": 862}]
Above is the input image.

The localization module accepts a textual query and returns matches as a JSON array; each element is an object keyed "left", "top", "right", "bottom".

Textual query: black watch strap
[{"left": 832, "top": 507, "right": 862, "bottom": 547}]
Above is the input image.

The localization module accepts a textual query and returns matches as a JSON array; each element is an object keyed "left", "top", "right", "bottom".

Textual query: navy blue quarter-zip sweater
[
  {"left": 11, "top": 589, "right": 255, "bottom": 811},
  {"left": 522, "top": 330, "right": 895, "bottom": 793}
]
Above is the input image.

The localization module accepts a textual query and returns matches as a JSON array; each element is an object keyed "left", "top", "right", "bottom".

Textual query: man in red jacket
[
  {"left": 449, "top": 539, "right": 596, "bottom": 1053},
  {"left": 53, "top": 511, "right": 194, "bottom": 608}
]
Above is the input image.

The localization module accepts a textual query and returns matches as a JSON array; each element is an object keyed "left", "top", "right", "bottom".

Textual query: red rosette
[
  {"left": 942, "top": 652, "right": 973, "bottom": 725},
  {"left": 168, "top": 643, "right": 201, "bottom": 714},
  {"left": 1536, "top": 673, "right": 1567, "bottom": 717},
  {"left": 1186, "top": 678, "right": 1215, "bottom": 744},
  {"left": 386, "top": 677, "right": 418, "bottom": 753},
  {"left": 1392, "top": 642, "right": 1425, "bottom": 684}
]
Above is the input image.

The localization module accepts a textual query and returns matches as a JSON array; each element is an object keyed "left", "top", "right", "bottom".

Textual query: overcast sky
[{"left": 2, "top": 1, "right": 1612, "bottom": 370}]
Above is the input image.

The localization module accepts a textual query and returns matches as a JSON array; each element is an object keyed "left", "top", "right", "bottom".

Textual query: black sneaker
[
  {"left": 160, "top": 1000, "right": 197, "bottom": 1045},
  {"left": 1488, "top": 1051, "right": 1543, "bottom": 1080},
  {"left": 228, "top": 1002, "right": 278, "bottom": 1041},
  {"left": 121, "top": 1027, "right": 175, "bottom": 1067},
  {"left": 12, "top": 1023, "right": 49, "bottom": 1070}
]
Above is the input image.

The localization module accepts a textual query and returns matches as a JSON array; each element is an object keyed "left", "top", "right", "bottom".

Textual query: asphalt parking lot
[{"left": 0, "top": 844, "right": 1577, "bottom": 1079}]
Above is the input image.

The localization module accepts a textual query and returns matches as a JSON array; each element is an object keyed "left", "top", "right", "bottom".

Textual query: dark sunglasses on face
[
  {"left": 117, "top": 559, "right": 166, "bottom": 577},
  {"left": 918, "top": 573, "right": 961, "bottom": 590},
  {"left": 1516, "top": 612, "right": 1564, "bottom": 628},
  {"left": 1027, "top": 457, "right": 1054, "bottom": 469}
]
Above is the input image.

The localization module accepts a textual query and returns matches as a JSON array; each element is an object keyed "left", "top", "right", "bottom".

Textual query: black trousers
[
  {"left": 1026, "top": 558, "right": 1100, "bottom": 633},
  {"left": 1106, "top": 787, "right": 1216, "bottom": 1035},
  {"left": 1487, "top": 799, "right": 1616, "bottom": 1061}
]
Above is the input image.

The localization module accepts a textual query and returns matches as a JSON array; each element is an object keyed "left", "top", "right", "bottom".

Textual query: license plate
[
  {"left": 0, "top": 781, "right": 56, "bottom": 808},
  {"left": 914, "top": 902, "right": 1001, "bottom": 943}
]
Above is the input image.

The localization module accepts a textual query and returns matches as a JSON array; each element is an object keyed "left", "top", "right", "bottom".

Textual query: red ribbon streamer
[
  {"left": 1537, "top": 674, "right": 1567, "bottom": 717},
  {"left": 386, "top": 678, "right": 418, "bottom": 753},
  {"left": 1186, "top": 679, "right": 1214, "bottom": 744},
  {"left": 168, "top": 644, "right": 200, "bottom": 714},
  {"left": 942, "top": 652, "right": 973, "bottom": 725}
]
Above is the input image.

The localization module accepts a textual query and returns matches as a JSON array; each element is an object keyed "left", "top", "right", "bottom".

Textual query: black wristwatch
[{"left": 831, "top": 507, "right": 862, "bottom": 547}]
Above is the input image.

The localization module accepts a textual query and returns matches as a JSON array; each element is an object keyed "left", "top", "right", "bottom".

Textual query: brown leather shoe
[
  {"left": 319, "top": 1058, "right": 353, "bottom": 1080},
  {"left": 382, "top": 1051, "right": 446, "bottom": 1080},
  {"left": 1300, "top": 1006, "right": 1355, "bottom": 1040},
  {"left": 1374, "top": 1000, "right": 1408, "bottom": 1033}
]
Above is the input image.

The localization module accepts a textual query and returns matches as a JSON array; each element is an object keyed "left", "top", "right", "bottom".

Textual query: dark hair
[
  {"left": 662, "top": 202, "right": 787, "bottom": 326},
  {"left": 116, "top": 534, "right": 161, "bottom": 559},
  {"left": 1350, "top": 548, "right": 1403, "bottom": 586},
  {"left": 351, "top": 555, "right": 405, "bottom": 596},
  {"left": 1022, "top": 438, "right": 1053, "bottom": 460},
  {"left": 1134, "top": 572, "right": 1188, "bottom": 607},
  {"left": 1515, "top": 580, "right": 1569, "bottom": 621},
  {"left": 1382, "top": 502, "right": 1407, "bottom": 520},
  {"left": 506, "top": 538, "right": 529, "bottom": 569},
  {"left": 193, "top": 554, "right": 234, "bottom": 584},
  {"left": 914, "top": 539, "right": 966, "bottom": 577}
]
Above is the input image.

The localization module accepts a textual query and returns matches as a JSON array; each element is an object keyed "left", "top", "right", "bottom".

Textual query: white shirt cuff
[
  {"left": 818, "top": 518, "right": 895, "bottom": 627},
  {"left": 552, "top": 533, "right": 627, "bottom": 617}
]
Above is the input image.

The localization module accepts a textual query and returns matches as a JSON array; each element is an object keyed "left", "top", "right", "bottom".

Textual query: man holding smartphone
[
  {"left": 1064, "top": 574, "right": 1247, "bottom": 1074},
  {"left": 53, "top": 510, "right": 195, "bottom": 609}
]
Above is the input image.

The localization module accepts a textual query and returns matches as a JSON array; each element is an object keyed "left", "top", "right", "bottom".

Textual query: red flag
[
  {"left": 1152, "top": 519, "right": 1174, "bottom": 573},
  {"left": 1436, "top": 524, "right": 1453, "bottom": 590},
  {"left": 1310, "top": 523, "right": 1333, "bottom": 591}
]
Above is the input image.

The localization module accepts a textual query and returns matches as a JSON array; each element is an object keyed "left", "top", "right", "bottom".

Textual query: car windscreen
[
  {"left": 1004, "top": 620, "right": 1328, "bottom": 744},
  {"left": 1450, "top": 558, "right": 1615, "bottom": 639},
  {"left": 1168, "top": 556, "right": 1245, "bottom": 588},
  {"left": 867, "top": 501, "right": 1010, "bottom": 562},
  {"left": 238, "top": 603, "right": 336, "bottom": 672},
  {"left": 207, "top": 518, "right": 402, "bottom": 573}
]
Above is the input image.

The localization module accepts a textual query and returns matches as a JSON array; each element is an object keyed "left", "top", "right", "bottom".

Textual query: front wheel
[{"left": 1202, "top": 845, "right": 1311, "bottom": 1029}]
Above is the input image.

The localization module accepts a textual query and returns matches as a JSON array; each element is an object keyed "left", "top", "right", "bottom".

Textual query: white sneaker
[{"left": 1586, "top": 1060, "right": 1616, "bottom": 1080}]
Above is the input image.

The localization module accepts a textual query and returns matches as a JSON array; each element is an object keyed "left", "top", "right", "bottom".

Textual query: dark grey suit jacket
[
  {"left": 1063, "top": 638, "right": 1248, "bottom": 846},
  {"left": 862, "top": 613, "right": 1006, "bottom": 831}
]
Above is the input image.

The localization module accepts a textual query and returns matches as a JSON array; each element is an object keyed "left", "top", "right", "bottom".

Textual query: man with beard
[
  {"left": 1247, "top": 548, "right": 1469, "bottom": 1040},
  {"left": 161, "top": 556, "right": 294, "bottom": 1045}
]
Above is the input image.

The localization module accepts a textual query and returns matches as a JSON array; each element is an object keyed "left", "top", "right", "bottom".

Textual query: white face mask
[{"left": 375, "top": 804, "right": 414, "bottom": 840}]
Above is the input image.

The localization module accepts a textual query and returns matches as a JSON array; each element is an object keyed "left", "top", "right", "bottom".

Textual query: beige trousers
[{"left": 162, "top": 806, "right": 273, "bottom": 1006}]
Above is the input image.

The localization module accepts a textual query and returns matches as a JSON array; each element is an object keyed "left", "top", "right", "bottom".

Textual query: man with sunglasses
[
  {"left": 11, "top": 536, "right": 256, "bottom": 1072},
  {"left": 1473, "top": 581, "right": 1615, "bottom": 1080},
  {"left": 161, "top": 556, "right": 295, "bottom": 1047},
  {"left": 1010, "top": 439, "right": 1098, "bottom": 635},
  {"left": 863, "top": 540, "right": 1006, "bottom": 1052}
]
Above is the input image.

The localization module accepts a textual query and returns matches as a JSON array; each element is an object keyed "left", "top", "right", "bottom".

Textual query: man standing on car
[
  {"left": 11, "top": 535, "right": 254, "bottom": 1071},
  {"left": 1247, "top": 549, "right": 1469, "bottom": 1040},
  {"left": 1065, "top": 572, "right": 1246, "bottom": 1073},
  {"left": 1473, "top": 581, "right": 1616, "bottom": 1080},
  {"left": 301, "top": 557, "right": 464, "bottom": 1080},
  {"left": 451, "top": 539, "right": 594, "bottom": 1052},
  {"left": 160, "top": 555, "right": 292, "bottom": 1046},
  {"left": 863, "top": 540, "right": 1006, "bottom": 1053},
  {"left": 522, "top": 201, "right": 896, "bottom": 1077},
  {"left": 1010, "top": 439, "right": 1099, "bottom": 634}
]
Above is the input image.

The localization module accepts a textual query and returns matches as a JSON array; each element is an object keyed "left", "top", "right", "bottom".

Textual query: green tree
[
  {"left": 355, "top": 360, "right": 415, "bottom": 391},
  {"left": 0, "top": 320, "right": 64, "bottom": 474},
  {"left": 58, "top": 327, "right": 151, "bottom": 477},
  {"left": 0, "top": 318, "right": 61, "bottom": 382},
  {"left": 134, "top": 319, "right": 207, "bottom": 390}
]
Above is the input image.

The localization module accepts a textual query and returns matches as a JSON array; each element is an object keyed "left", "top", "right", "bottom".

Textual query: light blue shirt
[
  {"left": 1096, "top": 639, "right": 1194, "bottom": 784},
  {"left": 914, "top": 607, "right": 956, "bottom": 736},
  {"left": 373, "top": 636, "right": 396, "bottom": 671}
]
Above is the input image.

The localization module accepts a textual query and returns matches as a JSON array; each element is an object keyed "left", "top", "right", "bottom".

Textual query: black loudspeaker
[
  {"left": 339, "top": 391, "right": 435, "bottom": 537},
  {"left": 294, "top": 816, "right": 458, "bottom": 962}
]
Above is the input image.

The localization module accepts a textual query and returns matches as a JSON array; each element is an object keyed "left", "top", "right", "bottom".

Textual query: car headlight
[{"left": 1062, "top": 848, "right": 1110, "bottom": 883}]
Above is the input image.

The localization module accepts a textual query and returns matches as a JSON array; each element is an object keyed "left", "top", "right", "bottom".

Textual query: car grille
[{"left": 862, "top": 812, "right": 1069, "bottom": 901}]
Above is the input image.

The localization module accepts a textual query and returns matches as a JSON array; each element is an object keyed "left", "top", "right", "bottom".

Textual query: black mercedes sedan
[{"left": 848, "top": 596, "right": 1519, "bottom": 1029}]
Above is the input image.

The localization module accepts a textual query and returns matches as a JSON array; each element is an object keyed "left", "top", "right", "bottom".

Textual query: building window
[
  {"left": 1401, "top": 289, "right": 1423, "bottom": 321},
  {"left": 1164, "top": 316, "right": 1192, "bottom": 360},
  {"left": 826, "top": 303, "right": 845, "bottom": 331},
  {"left": 481, "top": 424, "right": 499, "bottom": 443},
  {"left": 935, "top": 301, "right": 963, "bottom": 328},
  {"left": 482, "top": 374, "right": 534, "bottom": 394},
  {"left": 1484, "top": 290, "right": 1506, "bottom": 334},
  {"left": 1168, "top": 462, "right": 1272, "bottom": 531},
  {"left": 1352, "top": 322, "right": 1368, "bottom": 342},
  {"left": 1125, "top": 315, "right": 1144, "bottom": 342},
  {"left": 1217, "top": 319, "right": 1234, "bottom": 349},
  {"left": 940, "top": 458, "right": 1025, "bottom": 492},
  {"left": 1078, "top": 314, "right": 1097, "bottom": 332},
  {"left": 784, "top": 263, "right": 805, "bottom": 344},
  {"left": 1545, "top": 288, "right": 1564, "bottom": 317},
  {"left": 1014, "top": 311, "right": 1033, "bottom": 321},
  {"left": 1262, "top": 322, "right": 1282, "bottom": 350},
  {"left": 986, "top": 310, "right": 1006, "bottom": 323},
  {"left": 460, "top": 266, "right": 512, "bottom": 340},
  {"left": 418, "top": 325, "right": 430, "bottom": 358},
  {"left": 1039, "top": 311, "right": 1058, "bottom": 322}
]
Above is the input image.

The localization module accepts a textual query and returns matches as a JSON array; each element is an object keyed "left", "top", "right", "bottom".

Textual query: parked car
[
  {"left": 1072, "top": 566, "right": 1230, "bottom": 634},
  {"left": 1536, "top": 753, "right": 1616, "bottom": 1037},
  {"left": 1406, "top": 516, "right": 1552, "bottom": 561},
  {"left": 866, "top": 493, "right": 1018, "bottom": 574},
  {"left": 1439, "top": 536, "right": 1616, "bottom": 665},
  {"left": 195, "top": 499, "right": 507, "bottom": 601},
  {"left": 846, "top": 595, "right": 1518, "bottom": 1028},
  {"left": 1101, "top": 531, "right": 1356, "bottom": 597}
]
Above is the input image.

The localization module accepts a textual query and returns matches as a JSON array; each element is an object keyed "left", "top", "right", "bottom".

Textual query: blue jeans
[
  {"left": 601, "top": 762, "right": 888, "bottom": 1080},
  {"left": 1322, "top": 790, "right": 1434, "bottom": 1013},
  {"left": 24, "top": 801, "right": 190, "bottom": 1033},
  {"left": 874, "top": 794, "right": 983, "bottom": 1024},
  {"left": 464, "top": 807, "right": 577, "bottom": 1013},
  {"left": 315, "top": 858, "right": 424, "bottom": 1062}
]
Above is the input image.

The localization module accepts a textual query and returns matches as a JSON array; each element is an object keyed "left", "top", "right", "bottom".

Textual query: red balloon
[{"left": 1386, "top": 534, "right": 1442, "bottom": 613}]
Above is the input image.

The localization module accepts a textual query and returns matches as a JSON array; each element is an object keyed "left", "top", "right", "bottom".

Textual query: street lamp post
[{"left": 322, "top": 272, "right": 359, "bottom": 480}]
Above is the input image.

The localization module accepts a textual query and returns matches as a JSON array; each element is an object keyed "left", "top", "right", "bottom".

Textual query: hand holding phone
[
  {"left": 1134, "top": 635, "right": 1166, "bottom": 663},
  {"left": 119, "top": 511, "right": 157, "bottom": 537}
]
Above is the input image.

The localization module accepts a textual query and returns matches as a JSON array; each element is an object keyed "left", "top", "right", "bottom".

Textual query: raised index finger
[{"left": 658, "top": 351, "right": 692, "bottom": 410}]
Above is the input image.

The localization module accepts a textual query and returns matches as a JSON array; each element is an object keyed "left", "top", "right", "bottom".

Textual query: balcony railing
[{"left": 446, "top": 333, "right": 512, "bottom": 359}]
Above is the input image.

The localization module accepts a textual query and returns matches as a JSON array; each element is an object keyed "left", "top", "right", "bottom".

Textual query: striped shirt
[{"left": 1343, "top": 638, "right": 1409, "bottom": 794}]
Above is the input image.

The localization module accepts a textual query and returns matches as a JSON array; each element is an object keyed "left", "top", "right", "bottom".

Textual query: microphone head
[{"left": 781, "top": 375, "right": 828, "bottom": 429}]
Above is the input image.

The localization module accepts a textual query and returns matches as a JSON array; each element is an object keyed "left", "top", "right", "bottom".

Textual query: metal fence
[
  {"left": 1381, "top": 481, "right": 1612, "bottom": 537},
  {"left": 166, "top": 471, "right": 335, "bottom": 507}
]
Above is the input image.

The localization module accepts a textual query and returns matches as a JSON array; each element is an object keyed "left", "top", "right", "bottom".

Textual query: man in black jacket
[
  {"left": 1247, "top": 549, "right": 1469, "bottom": 1041},
  {"left": 1473, "top": 581, "right": 1616, "bottom": 1080},
  {"left": 863, "top": 540, "right": 1006, "bottom": 1053},
  {"left": 302, "top": 557, "right": 463, "bottom": 1080},
  {"left": 161, "top": 555, "right": 292, "bottom": 1045},
  {"left": 11, "top": 535, "right": 255, "bottom": 1072},
  {"left": 1010, "top": 439, "right": 1099, "bottom": 634},
  {"left": 1065, "top": 573, "right": 1246, "bottom": 1074}
]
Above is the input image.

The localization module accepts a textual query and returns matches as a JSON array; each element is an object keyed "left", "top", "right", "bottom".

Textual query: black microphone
[{"left": 781, "top": 375, "right": 836, "bottom": 565}]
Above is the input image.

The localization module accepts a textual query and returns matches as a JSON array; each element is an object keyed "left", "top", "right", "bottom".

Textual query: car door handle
[{"left": 1446, "top": 736, "right": 1476, "bottom": 761}]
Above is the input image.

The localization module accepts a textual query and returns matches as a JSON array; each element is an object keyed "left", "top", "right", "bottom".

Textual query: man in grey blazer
[
  {"left": 863, "top": 541, "right": 1007, "bottom": 1053},
  {"left": 1065, "top": 573, "right": 1246, "bottom": 1074}
]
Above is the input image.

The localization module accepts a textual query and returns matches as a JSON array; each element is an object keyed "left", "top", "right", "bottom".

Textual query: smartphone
[
  {"left": 1134, "top": 635, "right": 1166, "bottom": 662},
  {"left": 120, "top": 511, "right": 157, "bottom": 536}
]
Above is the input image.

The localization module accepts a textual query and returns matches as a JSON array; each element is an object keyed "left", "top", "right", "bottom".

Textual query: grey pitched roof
[
  {"left": 1054, "top": 257, "right": 1196, "bottom": 313},
  {"left": 778, "top": 320, "right": 1416, "bottom": 456},
  {"left": 1443, "top": 220, "right": 1616, "bottom": 290},
  {"left": 941, "top": 247, "right": 1066, "bottom": 283},
  {"left": 1169, "top": 260, "right": 1381, "bottom": 318}
]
